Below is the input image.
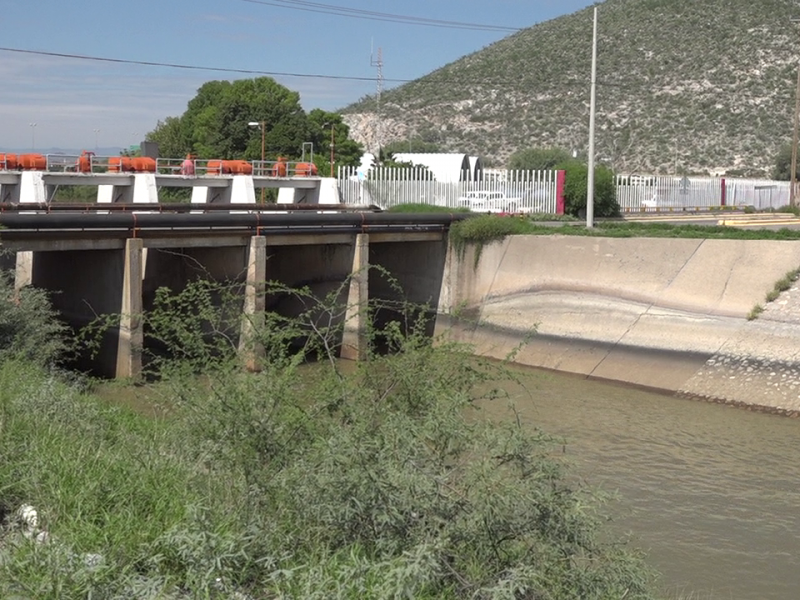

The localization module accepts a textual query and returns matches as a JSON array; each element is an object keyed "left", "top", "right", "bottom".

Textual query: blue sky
[{"left": 0, "top": 0, "right": 596, "bottom": 152}]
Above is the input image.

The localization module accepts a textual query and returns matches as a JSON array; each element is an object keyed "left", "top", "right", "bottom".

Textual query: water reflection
[{"left": 484, "top": 366, "right": 800, "bottom": 599}]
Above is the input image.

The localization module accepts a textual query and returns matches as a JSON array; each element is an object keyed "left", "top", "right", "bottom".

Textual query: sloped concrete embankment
[{"left": 435, "top": 236, "right": 800, "bottom": 412}]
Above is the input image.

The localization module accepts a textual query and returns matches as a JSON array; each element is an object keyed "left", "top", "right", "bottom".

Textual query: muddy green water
[{"left": 494, "top": 365, "right": 800, "bottom": 599}]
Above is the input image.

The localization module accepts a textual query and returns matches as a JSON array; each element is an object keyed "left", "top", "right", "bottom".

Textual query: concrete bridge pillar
[
  {"left": 19, "top": 172, "right": 47, "bottom": 203},
  {"left": 239, "top": 236, "right": 266, "bottom": 371},
  {"left": 341, "top": 233, "right": 369, "bottom": 360},
  {"left": 191, "top": 175, "right": 257, "bottom": 205},
  {"left": 277, "top": 177, "right": 339, "bottom": 204},
  {"left": 116, "top": 238, "right": 144, "bottom": 379},
  {"left": 132, "top": 173, "right": 159, "bottom": 204}
]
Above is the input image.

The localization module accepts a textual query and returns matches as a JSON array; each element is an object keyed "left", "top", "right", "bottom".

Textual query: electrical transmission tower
[{"left": 370, "top": 43, "right": 384, "bottom": 160}]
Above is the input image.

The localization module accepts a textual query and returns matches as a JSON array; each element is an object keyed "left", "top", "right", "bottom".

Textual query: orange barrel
[
  {"left": 0, "top": 153, "right": 18, "bottom": 170},
  {"left": 206, "top": 159, "right": 223, "bottom": 175},
  {"left": 17, "top": 154, "right": 47, "bottom": 170},
  {"left": 295, "top": 162, "right": 318, "bottom": 177},
  {"left": 131, "top": 157, "right": 156, "bottom": 173},
  {"left": 224, "top": 160, "right": 253, "bottom": 175},
  {"left": 272, "top": 159, "right": 287, "bottom": 177},
  {"left": 76, "top": 151, "right": 94, "bottom": 173},
  {"left": 108, "top": 156, "right": 134, "bottom": 172}
]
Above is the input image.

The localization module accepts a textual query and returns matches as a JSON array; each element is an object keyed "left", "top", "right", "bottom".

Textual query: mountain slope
[{"left": 342, "top": 0, "right": 800, "bottom": 176}]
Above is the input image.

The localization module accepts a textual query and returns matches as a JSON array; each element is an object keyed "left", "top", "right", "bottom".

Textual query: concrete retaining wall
[{"left": 437, "top": 236, "right": 800, "bottom": 413}]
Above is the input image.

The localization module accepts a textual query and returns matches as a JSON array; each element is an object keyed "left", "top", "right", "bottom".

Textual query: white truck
[{"left": 457, "top": 191, "right": 522, "bottom": 213}]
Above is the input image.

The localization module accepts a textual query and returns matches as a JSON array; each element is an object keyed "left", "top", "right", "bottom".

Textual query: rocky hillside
[{"left": 341, "top": 0, "right": 800, "bottom": 176}]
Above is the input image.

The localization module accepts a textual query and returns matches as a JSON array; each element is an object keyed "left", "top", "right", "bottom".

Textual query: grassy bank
[{"left": 0, "top": 277, "right": 660, "bottom": 599}]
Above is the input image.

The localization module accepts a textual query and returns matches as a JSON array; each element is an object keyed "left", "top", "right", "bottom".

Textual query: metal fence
[
  {"left": 616, "top": 175, "right": 791, "bottom": 212},
  {"left": 338, "top": 167, "right": 795, "bottom": 214},
  {"left": 337, "top": 166, "right": 558, "bottom": 212}
]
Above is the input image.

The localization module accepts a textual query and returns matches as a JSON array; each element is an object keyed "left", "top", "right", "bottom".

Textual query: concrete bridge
[
  {"left": 0, "top": 167, "right": 339, "bottom": 205},
  {"left": 0, "top": 209, "right": 462, "bottom": 378}
]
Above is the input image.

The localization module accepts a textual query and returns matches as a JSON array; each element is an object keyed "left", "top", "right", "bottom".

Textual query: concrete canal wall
[{"left": 436, "top": 236, "right": 800, "bottom": 413}]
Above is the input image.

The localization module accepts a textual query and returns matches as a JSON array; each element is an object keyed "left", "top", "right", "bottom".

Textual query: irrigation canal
[{"left": 482, "top": 364, "right": 800, "bottom": 599}]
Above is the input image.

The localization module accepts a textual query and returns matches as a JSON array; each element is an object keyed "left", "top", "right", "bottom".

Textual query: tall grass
[{"left": 0, "top": 272, "right": 660, "bottom": 598}]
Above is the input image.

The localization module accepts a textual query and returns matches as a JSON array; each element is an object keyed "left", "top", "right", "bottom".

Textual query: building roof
[{"left": 391, "top": 153, "right": 475, "bottom": 182}]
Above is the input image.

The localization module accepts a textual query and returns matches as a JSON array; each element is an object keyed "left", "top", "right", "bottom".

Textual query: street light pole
[
  {"left": 323, "top": 122, "right": 335, "bottom": 177},
  {"left": 248, "top": 120, "right": 266, "bottom": 203},
  {"left": 29, "top": 122, "right": 37, "bottom": 151},
  {"left": 330, "top": 124, "right": 335, "bottom": 178},
  {"left": 791, "top": 65, "right": 800, "bottom": 207},
  {"left": 586, "top": 6, "right": 598, "bottom": 228},
  {"left": 790, "top": 18, "right": 800, "bottom": 207}
]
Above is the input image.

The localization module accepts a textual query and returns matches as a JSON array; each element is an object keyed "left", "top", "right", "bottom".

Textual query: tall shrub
[
  {"left": 556, "top": 159, "right": 619, "bottom": 217},
  {"left": 0, "top": 268, "right": 69, "bottom": 366}
]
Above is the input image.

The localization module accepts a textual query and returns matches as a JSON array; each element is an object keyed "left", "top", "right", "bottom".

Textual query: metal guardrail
[{"left": 0, "top": 154, "right": 321, "bottom": 178}]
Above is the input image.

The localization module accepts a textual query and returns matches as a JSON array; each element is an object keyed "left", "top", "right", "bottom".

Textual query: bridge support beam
[
  {"left": 116, "top": 238, "right": 144, "bottom": 379},
  {"left": 190, "top": 175, "right": 256, "bottom": 205},
  {"left": 20, "top": 172, "right": 47, "bottom": 203},
  {"left": 341, "top": 233, "right": 369, "bottom": 361},
  {"left": 239, "top": 236, "right": 266, "bottom": 371},
  {"left": 277, "top": 177, "right": 339, "bottom": 204}
]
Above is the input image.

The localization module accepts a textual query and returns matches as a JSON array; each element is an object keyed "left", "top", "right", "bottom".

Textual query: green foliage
[
  {"left": 761, "top": 267, "right": 800, "bottom": 307},
  {"left": 771, "top": 143, "right": 800, "bottom": 181},
  {"left": 0, "top": 268, "right": 69, "bottom": 366},
  {"left": 307, "top": 109, "right": 364, "bottom": 175},
  {"left": 747, "top": 304, "right": 764, "bottom": 320},
  {"left": 556, "top": 159, "right": 620, "bottom": 218},
  {"left": 450, "top": 215, "right": 538, "bottom": 266},
  {"left": 508, "top": 147, "right": 571, "bottom": 170},
  {"left": 146, "top": 78, "right": 361, "bottom": 164},
  {"left": 0, "top": 274, "right": 658, "bottom": 599}
]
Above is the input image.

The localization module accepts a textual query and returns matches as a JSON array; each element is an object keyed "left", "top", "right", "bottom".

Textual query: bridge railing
[{"left": 0, "top": 154, "right": 324, "bottom": 178}]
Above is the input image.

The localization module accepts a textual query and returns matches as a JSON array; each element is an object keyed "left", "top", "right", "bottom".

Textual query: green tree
[
  {"left": 556, "top": 159, "right": 620, "bottom": 217},
  {"left": 147, "top": 78, "right": 361, "bottom": 165},
  {"left": 508, "top": 147, "right": 572, "bottom": 170},
  {"left": 307, "top": 109, "right": 364, "bottom": 175},
  {"left": 146, "top": 116, "right": 188, "bottom": 160},
  {"left": 772, "top": 143, "right": 799, "bottom": 181}
]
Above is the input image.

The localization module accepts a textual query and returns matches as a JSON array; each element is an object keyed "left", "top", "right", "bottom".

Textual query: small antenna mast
[{"left": 370, "top": 40, "right": 384, "bottom": 159}]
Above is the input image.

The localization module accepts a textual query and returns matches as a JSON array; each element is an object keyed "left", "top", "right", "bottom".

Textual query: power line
[
  {"left": 237, "top": 0, "right": 521, "bottom": 32},
  {"left": 0, "top": 46, "right": 734, "bottom": 99},
  {"left": 0, "top": 46, "right": 408, "bottom": 83}
]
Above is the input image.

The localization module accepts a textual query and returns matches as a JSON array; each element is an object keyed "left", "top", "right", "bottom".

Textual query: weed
[
  {"left": 0, "top": 271, "right": 659, "bottom": 598},
  {"left": 747, "top": 304, "right": 764, "bottom": 320}
]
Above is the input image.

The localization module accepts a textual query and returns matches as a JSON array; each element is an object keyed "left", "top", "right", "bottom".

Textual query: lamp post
[
  {"left": 586, "top": 6, "right": 598, "bottom": 228},
  {"left": 790, "top": 18, "right": 800, "bottom": 206},
  {"left": 248, "top": 121, "right": 266, "bottom": 203},
  {"left": 322, "top": 122, "right": 335, "bottom": 177},
  {"left": 29, "top": 122, "right": 37, "bottom": 151}
]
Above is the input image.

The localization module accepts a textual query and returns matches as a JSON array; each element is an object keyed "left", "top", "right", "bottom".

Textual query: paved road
[{"left": 617, "top": 212, "right": 800, "bottom": 230}]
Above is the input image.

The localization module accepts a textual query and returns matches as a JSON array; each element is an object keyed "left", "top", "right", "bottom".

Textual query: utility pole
[
  {"left": 586, "top": 6, "right": 598, "bottom": 228},
  {"left": 792, "top": 66, "right": 800, "bottom": 207},
  {"left": 791, "top": 18, "right": 800, "bottom": 207}
]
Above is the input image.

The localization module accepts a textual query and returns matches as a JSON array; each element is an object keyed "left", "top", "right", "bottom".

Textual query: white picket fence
[
  {"left": 616, "top": 175, "right": 791, "bottom": 212},
  {"left": 337, "top": 167, "right": 793, "bottom": 213},
  {"left": 337, "top": 166, "right": 558, "bottom": 212}
]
